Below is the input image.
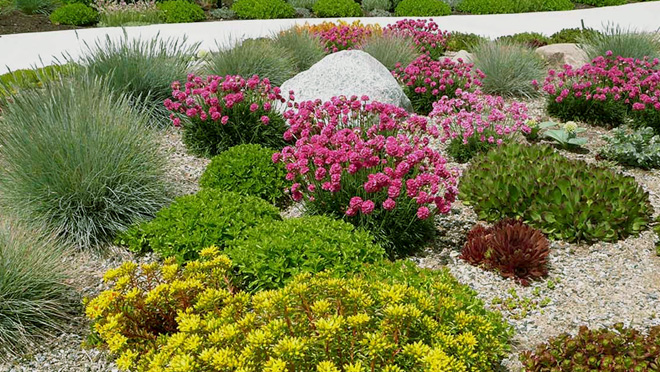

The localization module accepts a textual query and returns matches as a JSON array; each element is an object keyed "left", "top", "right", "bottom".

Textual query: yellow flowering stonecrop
[{"left": 87, "top": 251, "right": 511, "bottom": 372}]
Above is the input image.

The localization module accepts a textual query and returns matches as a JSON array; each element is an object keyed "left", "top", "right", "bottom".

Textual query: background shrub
[
  {"left": 156, "top": 0, "right": 205, "bottom": 23},
  {"left": 446, "top": 32, "right": 488, "bottom": 52},
  {"left": 580, "top": 24, "right": 660, "bottom": 60},
  {"left": 199, "top": 144, "right": 289, "bottom": 206},
  {"left": 360, "top": 34, "right": 419, "bottom": 71},
  {"left": 232, "top": 0, "right": 295, "bottom": 19},
  {"left": 312, "top": 0, "right": 361, "bottom": 17},
  {"left": 573, "top": 0, "right": 625, "bottom": 6},
  {"left": 0, "top": 78, "right": 169, "bottom": 249},
  {"left": 49, "top": 3, "right": 97, "bottom": 25},
  {"left": 549, "top": 27, "right": 601, "bottom": 44},
  {"left": 0, "top": 222, "right": 78, "bottom": 361},
  {"left": 88, "top": 251, "right": 511, "bottom": 372},
  {"left": 598, "top": 127, "right": 660, "bottom": 169},
  {"left": 272, "top": 29, "right": 326, "bottom": 72},
  {"left": 394, "top": 0, "right": 450, "bottom": 16},
  {"left": 76, "top": 34, "right": 198, "bottom": 127},
  {"left": 521, "top": 324, "right": 660, "bottom": 371},
  {"left": 472, "top": 40, "right": 545, "bottom": 98},
  {"left": 459, "top": 143, "right": 653, "bottom": 243},
  {"left": 95, "top": 0, "right": 164, "bottom": 27},
  {"left": 362, "top": 0, "right": 389, "bottom": 11},
  {"left": 209, "top": 6, "right": 235, "bottom": 19},
  {"left": 205, "top": 38, "right": 296, "bottom": 87},
  {"left": 457, "top": 0, "right": 572, "bottom": 14},
  {"left": 118, "top": 190, "right": 281, "bottom": 261},
  {"left": 226, "top": 216, "right": 385, "bottom": 291},
  {"left": 288, "top": 0, "right": 316, "bottom": 9},
  {"left": 497, "top": 32, "right": 550, "bottom": 48},
  {"left": 13, "top": 0, "right": 56, "bottom": 14}
]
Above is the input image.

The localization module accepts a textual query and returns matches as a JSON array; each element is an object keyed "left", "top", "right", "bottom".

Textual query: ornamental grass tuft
[{"left": 580, "top": 23, "right": 660, "bottom": 61}]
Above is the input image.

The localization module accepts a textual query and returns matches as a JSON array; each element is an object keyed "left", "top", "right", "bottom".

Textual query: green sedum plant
[
  {"left": 232, "top": 0, "right": 295, "bottom": 19},
  {"left": 459, "top": 143, "right": 653, "bottom": 243},
  {"left": 156, "top": 0, "right": 205, "bottom": 23},
  {"left": 312, "top": 0, "right": 361, "bottom": 17},
  {"left": 199, "top": 144, "right": 289, "bottom": 206},
  {"left": 86, "top": 250, "right": 511, "bottom": 372},
  {"left": 49, "top": 3, "right": 98, "bottom": 25},
  {"left": 598, "top": 126, "right": 660, "bottom": 169},
  {"left": 549, "top": 27, "right": 601, "bottom": 44},
  {"left": 117, "top": 189, "right": 281, "bottom": 261},
  {"left": 226, "top": 216, "right": 385, "bottom": 291},
  {"left": 0, "top": 77, "right": 169, "bottom": 249},
  {"left": 521, "top": 324, "right": 660, "bottom": 371},
  {"left": 394, "top": 0, "right": 450, "bottom": 16}
]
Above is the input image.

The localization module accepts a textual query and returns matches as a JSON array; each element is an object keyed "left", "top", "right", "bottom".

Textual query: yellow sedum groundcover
[{"left": 86, "top": 247, "right": 510, "bottom": 372}]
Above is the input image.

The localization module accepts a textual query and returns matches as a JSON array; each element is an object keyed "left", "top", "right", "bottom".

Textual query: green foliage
[
  {"left": 573, "top": 0, "right": 625, "bottom": 6},
  {"left": 360, "top": 34, "right": 419, "bottom": 71},
  {"left": 199, "top": 144, "right": 289, "bottom": 206},
  {"left": 497, "top": 32, "right": 550, "bottom": 48},
  {"left": 272, "top": 29, "right": 326, "bottom": 72},
  {"left": 75, "top": 34, "right": 198, "bottom": 128},
  {"left": 521, "top": 324, "right": 660, "bottom": 371},
  {"left": 232, "top": 0, "right": 295, "bottom": 18},
  {"left": 0, "top": 222, "right": 78, "bottom": 361},
  {"left": 205, "top": 38, "right": 296, "bottom": 87},
  {"left": 118, "top": 190, "right": 281, "bottom": 261},
  {"left": 394, "top": 0, "right": 450, "bottom": 16},
  {"left": 472, "top": 40, "right": 545, "bottom": 98},
  {"left": 0, "top": 64, "right": 76, "bottom": 100},
  {"left": 49, "top": 3, "right": 97, "bottom": 25},
  {"left": 209, "top": 6, "right": 235, "bottom": 19},
  {"left": 446, "top": 135, "right": 495, "bottom": 163},
  {"left": 0, "top": 78, "right": 169, "bottom": 249},
  {"left": 549, "top": 27, "right": 601, "bottom": 44},
  {"left": 580, "top": 24, "right": 660, "bottom": 60},
  {"left": 599, "top": 126, "right": 660, "bottom": 169},
  {"left": 459, "top": 143, "right": 653, "bottom": 243},
  {"left": 542, "top": 121, "right": 588, "bottom": 150},
  {"left": 226, "top": 216, "right": 385, "bottom": 291},
  {"left": 13, "top": 0, "right": 56, "bottom": 14},
  {"left": 362, "top": 0, "right": 389, "bottom": 11},
  {"left": 96, "top": 5, "right": 164, "bottom": 27},
  {"left": 312, "top": 0, "right": 361, "bottom": 17},
  {"left": 546, "top": 91, "right": 628, "bottom": 128},
  {"left": 87, "top": 250, "right": 511, "bottom": 372},
  {"left": 456, "top": 0, "right": 572, "bottom": 14},
  {"left": 156, "top": 0, "right": 205, "bottom": 23},
  {"left": 446, "top": 32, "right": 488, "bottom": 52},
  {"left": 288, "top": 0, "right": 316, "bottom": 9}
]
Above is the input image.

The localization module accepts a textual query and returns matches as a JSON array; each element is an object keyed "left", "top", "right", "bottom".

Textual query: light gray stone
[
  {"left": 280, "top": 50, "right": 412, "bottom": 112},
  {"left": 450, "top": 50, "right": 474, "bottom": 64},
  {"left": 535, "top": 43, "right": 590, "bottom": 68}
]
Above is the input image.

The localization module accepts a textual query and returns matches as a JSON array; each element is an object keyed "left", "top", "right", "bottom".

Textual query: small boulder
[
  {"left": 535, "top": 43, "right": 590, "bottom": 68},
  {"left": 450, "top": 50, "right": 474, "bottom": 64},
  {"left": 280, "top": 50, "right": 412, "bottom": 111}
]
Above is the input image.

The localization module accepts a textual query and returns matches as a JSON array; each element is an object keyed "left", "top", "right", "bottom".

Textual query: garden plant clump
[
  {"left": 383, "top": 18, "right": 449, "bottom": 60},
  {"left": 274, "top": 95, "right": 459, "bottom": 256},
  {"left": 298, "top": 20, "right": 381, "bottom": 53}
]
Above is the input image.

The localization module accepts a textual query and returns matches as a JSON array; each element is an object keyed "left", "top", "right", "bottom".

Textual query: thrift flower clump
[
  {"left": 429, "top": 90, "right": 531, "bottom": 162},
  {"left": 164, "top": 74, "right": 289, "bottom": 157},
  {"left": 274, "top": 95, "right": 459, "bottom": 256},
  {"left": 393, "top": 54, "right": 485, "bottom": 115},
  {"left": 541, "top": 53, "right": 660, "bottom": 130},
  {"left": 87, "top": 251, "right": 512, "bottom": 372},
  {"left": 297, "top": 20, "right": 382, "bottom": 53},
  {"left": 383, "top": 18, "right": 449, "bottom": 60}
]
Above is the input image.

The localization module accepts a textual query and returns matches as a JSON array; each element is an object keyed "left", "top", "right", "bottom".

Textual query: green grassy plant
[
  {"left": 580, "top": 24, "right": 660, "bottom": 60},
  {"left": 272, "top": 29, "right": 326, "bottom": 72},
  {"left": 360, "top": 34, "right": 420, "bottom": 71}
]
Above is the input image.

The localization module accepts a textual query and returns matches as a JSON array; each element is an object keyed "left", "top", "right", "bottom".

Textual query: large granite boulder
[
  {"left": 535, "top": 43, "right": 590, "bottom": 68},
  {"left": 280, "top": 50, "right": 412, "bottom": 111}
]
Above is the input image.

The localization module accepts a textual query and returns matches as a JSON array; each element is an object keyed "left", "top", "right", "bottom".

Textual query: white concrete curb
[{"left": 1, "top": 2, "right": 659, "bottom": 74}]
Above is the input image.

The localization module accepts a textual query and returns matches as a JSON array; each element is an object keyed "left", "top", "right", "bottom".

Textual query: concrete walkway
[{"left": 1, "top": 2, "right": 659, "bottom": 74}]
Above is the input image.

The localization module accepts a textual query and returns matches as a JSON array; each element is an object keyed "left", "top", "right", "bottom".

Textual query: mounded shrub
[
  {"left": 272, "top": 29, "right": 326, "bottom": 72},
  {"left": 580, "top": 24, "right": 660, "bottom": 61},
  {"left": 598, "top": 127, "right": 660, "bottom": 169},
  {"left": 312, "top": 0, "right": 361, "bottom": 17},
  {"left": 360, "top": 33, "right": 420, "bottom": 71},
  {"left": 0, "top": 222, "right": 78, "bottom": 360},
  {"left": 549, "top": 27, "right": 601, "bottom": 44},
  {"left": 86, "top": 250, "right": 512, "bottom": 372},
  {"left": 117, "top": 190, "right": 281, "bottom": 261},
  {"left": 13, "top": 0, "right": 57, "bottom": 14},
  {"left": 472, "top": 40, "right": 545, "bottom": 98},
  {"left": 394, "top": 0, "right": 451, "bottom": 17},
  {"left": 457, "top": 0, "right": 573, "bottom": 14},
  {"left": 445, "top": 31, "right": 488, "bottom": 52},
  {"left": 0, "top": 78, "right": 169, "bottom": 249},
  {"left": 459, "top": 143, "right": 653, "bottom": 243},
  {"left": 274, "top": 96, "right": 459, "bottom": 257},
  {"left": 76, "top": 34, "right": 198, "bottom": 128},
  {"left": 362, "top": 0, "right": 390, "bottom": 11},
  {"left": 49, "top": 3, "right": 98, "bottom": 25},
  {"left": 226, "top": 216, "right": 385, "bottom": 291},
  {"left": 231, "top": 0, "right": 295, "bottom": 19},
  {"left": 156, "top": 0, "right": 205, "bottom": 23},
  {"left": 496, "top": 32, "right": 550, "bottom": 48},
  {"left": 521, "top": 324, "right": 660, "bottom": 371},
  {"left": 205, "top": 38, "right": 296, "bottom": 87},
  {"left": 165, "top": 74, "right": 289, "bottom": 157},
  {"left": 573, "top": 0, "right": 625, "bottom": 6},
  {"left": 199, "top": 144, "right": 289, "bottom": 206}
]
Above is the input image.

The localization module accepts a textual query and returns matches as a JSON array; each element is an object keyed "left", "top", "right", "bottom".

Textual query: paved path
[{"left": 1, "top": 2, "right": 659, "bottom": 74}]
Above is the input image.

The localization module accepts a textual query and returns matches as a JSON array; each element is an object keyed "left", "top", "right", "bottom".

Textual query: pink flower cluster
[
  {"left": 430, "top": 90, "right": 531, "bottom": 145},
  {"left": 273, "top": 96, "right": 459, "bottom": 220},
  {"left": 393, "top": 54, "right": 485, "bottom": 114},
  {"left": 309, "top": 22, "right": 376, "bottom": 53},
  {"left": 383, "top": 19, "right": 449, "bottom": 59},
  {"left": 164, "top": 74, "right": 286, "bottom": 127},
  {"left": 541, "top": 54, "right": 660, "bottom": 111}
]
